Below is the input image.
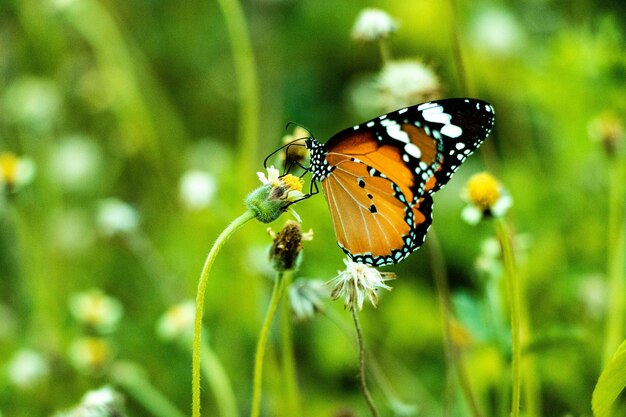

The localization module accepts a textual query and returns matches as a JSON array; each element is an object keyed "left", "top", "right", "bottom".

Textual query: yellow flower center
[
  {"left": 0, "top": 152, "right": 19, "bottom": 185},
  {"left": 466, "top": 172, "right": 500, "bottom": 210},
  {"left": 282, "top": 174, "right": 304, "bottom": 192}
]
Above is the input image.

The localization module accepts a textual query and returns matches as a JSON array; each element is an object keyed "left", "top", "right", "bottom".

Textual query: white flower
[
  {"left": 7, "top": 349, "right": 49, "bottom": 389},
  {"left": 52, "top": 385, "right": 125, "bottom": 417},
  {"left": 179, "top": 170, "right": 217, "bottom": 210},
  {"left": 289, "top": 279, "right": 328, "bottom": 321},
  {"left": 377, "top": 60, "right": 441, "bottom": 112},
  {"left": 256, "top": 166, "right": 305, "bottom": 202},
  {"left": 0, "top": 152, "right": 36, "bottom": 192},
  {"left": 470, "top": 8, "right": 524, "bottom": 57},
  {"left": 69, "top": 289, "right": 123, "bottom": 334},
  {"left": 328, "top": 258, "right": 395, "bottom": 310},
  {"left": 257, "top": 166, "right": 281, "bottom": 187},
  {"left": 48, "top": 135, "right": 102, "bottom": 192},
  {"left": 351, "top": 8, "right": 398, "bottom": 42},
  {"left": 97, "top": 198, "right": 139, "bottom": 236},
  {"left": 156, "top": 300, "right": 196, "bottom": 342},
  {"left": 81, "top": 386, "right": 122, "bottom": 409},
  {"left": 3, "top": 77, "right": 62, "bottom": 134}
]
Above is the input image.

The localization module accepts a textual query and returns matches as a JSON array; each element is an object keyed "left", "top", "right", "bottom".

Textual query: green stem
[
  {"left": 352, "top": 307, "right": 380, "bottom": 417},
  {"left": 496, "top": 219, "right": 522, "bottom": 417},
  {"left": 448, "top": 0, "right": 470, "bottom": 95},
  {"left": 280, "top": 271, "right": 301, "bottom": 416},
  {"left": 215, "top": 0, "right": 260, "bottom": 191},
  {"left": 192, "top": 210, "right": 256, "bottom": 417},
  {"left": 200, "top": 337, "right": 240, "bottom": 417},
  {"left": 428, "top": 231, "right": 484, "bottom": 417},
  {"left": 378, "top": 38, "right": 392, "bottom": 66},
  {"left": 323, "top": 308, "right": 426, "bottom": 415},
  {"left": 111, "top": 362, "right": 186, "bottom": 417},
  {"left": 603, "top": 159, "right": 626, "bottom": 366},
  {"left": 251, "top": 272, "right": 286, "bottom": 417}
]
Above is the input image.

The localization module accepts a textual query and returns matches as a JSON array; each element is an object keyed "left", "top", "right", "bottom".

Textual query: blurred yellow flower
[
  {"left": 462, "top": 172, "right": 512, "bottom": 225},
  {"left": 0, "top": 152, "right": 36, "bottom": 192}
]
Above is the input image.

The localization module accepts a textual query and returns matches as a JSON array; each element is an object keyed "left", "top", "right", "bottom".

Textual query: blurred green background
[{"left": 0, "top": 0, "right": 625, "bottom": 416}]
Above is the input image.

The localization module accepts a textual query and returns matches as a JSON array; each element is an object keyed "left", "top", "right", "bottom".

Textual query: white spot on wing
[
  {"left": 441, "top": 124, "right": 463, "bottom": 138},
  {"left": 417, "top": 102, "right": 437, "bottom": 111},
  {"left": 404, "top": 143, "right": 421, "bottom": 159},
  {"left": 384, "top": 122, "right": 410, "bottom": 143}
]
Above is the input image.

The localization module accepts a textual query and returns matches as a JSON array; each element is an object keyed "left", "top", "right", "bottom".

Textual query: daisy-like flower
[
  {"left": 268, "top": 220, "right": 313, "bottom": 272},
  {"left": 69, "top": 289, "right": 123, "bottom": 334},
  {"left": 377, "top": 59, "right": 441, "bottom": 112},
  {"left": 7, "top": 349, "right": 50, "bottom": 389},
  {"left": 289, "top": 279, "right": 328, "bottom": 321},
  {"left": 48, "top": 135, "right": 102, "bottom": 192},
  {"left": 179, "top": 169, "right": 217, "bottom": 210},
  {"left": 68, "top": 336, "right": 112, "bottom": 374},
  {"left": 461, "top": 172, "right": 512, "bottom": 225},
  {"left": 96, "top": 198, "right": 139, "bottom": 237},
  {"left": 0, "top": 152, "right": 36, "bottom": 193},
  {"left": 156, "top": 300, "right": 196, "bottom": 342},
  {"left": 246, "top": 166, "right": 305, "bottom": 223},
  {"left": 53, "top": 386, "right": 126, "bottom": 417},
  {"left": 328, "top": 258, "right": 395, "bottom": 310},
  {"left": 351, "top": 8, "right": 398, "bottom": 43}
]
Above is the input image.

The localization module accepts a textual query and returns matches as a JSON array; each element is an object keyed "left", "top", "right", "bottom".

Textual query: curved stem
[
  {"left": 251, "top": 272, "right": 286, "bottom": 417},
  {"left": 192, "top": 209, "right": 256, "bottom": 417},
  {"left": 352, "top": 308, "right": 380, "bottom": 417},
  {"left": 496, "top": 219, "right": 521, "bottom": 417}
]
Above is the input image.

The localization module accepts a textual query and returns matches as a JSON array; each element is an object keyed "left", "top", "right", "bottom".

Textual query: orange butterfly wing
[{"left": 321, "top": 153, "right": 432, "bottom": 265}]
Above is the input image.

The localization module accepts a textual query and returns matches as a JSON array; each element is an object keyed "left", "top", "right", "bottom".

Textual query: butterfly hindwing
[{"left": 320, "top": 156, "right": 431, "bottom": 266}]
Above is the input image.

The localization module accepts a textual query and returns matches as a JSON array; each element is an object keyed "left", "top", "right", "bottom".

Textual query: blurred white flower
[
  {"left": 7, "top": 349, "right": 50, "bottom": 389},
  {"left": 579, "top": 275, "right": 607, "bottom": 320},
  {"left": 69, "top": 289, "right": 123, "bottom": 334},
  {"left": 0, "top": 152, "right": 36, "bottom": 192},
  {"left": 52, "top": 385, "right": 126, "bottom": 417},
  {"left": 470, "top": 8, "right": 524, "bottom": 56},
  {"left": 328, "top": 258, "right": 395, "bottom": 310},
  {"left": 68, "top": 337, "right": 112, "bottom": 374},
  {"left": 48, "top": 135, "right": 102, "bottom": 192},
  {"left": 156, "top": 300, "right": 196, "bottom": 342},
  {"left": 3, "top": 77, "right": 62, "bottom": 134},
  {"left": 351, "top": 8, "right": 398, "bottom": 42},
  {"left": 81, "top": 386, "right": 123, "bottom": 409},
  {"left": 179, "top": 170, "right": 217, "bottom": 210},
  {"left": 289, "top": 279, "right": 328, "bottom": 321},
  {"left": 377, "top": 60, "right": 441, "bottom": 112},
  {"left": 97, "top": 198, "right": 139, "bottom": 236}
]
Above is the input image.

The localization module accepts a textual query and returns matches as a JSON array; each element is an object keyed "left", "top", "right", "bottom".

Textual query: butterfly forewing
[{"left": 306, "top": 98, "right": 494, "bottom": 265}]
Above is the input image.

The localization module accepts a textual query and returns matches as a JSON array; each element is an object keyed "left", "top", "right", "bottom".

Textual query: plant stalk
[{"left": 192, "top": 209, "right": 256, "bottom": 417}]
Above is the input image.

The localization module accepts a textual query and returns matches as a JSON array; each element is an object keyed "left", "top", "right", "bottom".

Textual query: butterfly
[{"left": 276, "top": 98, "right": 494, "bottom": 266}]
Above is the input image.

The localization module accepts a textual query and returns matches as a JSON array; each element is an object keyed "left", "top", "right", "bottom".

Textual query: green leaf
[{"left": 592, "top": 339, "right": 626, "bottom": 417}]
